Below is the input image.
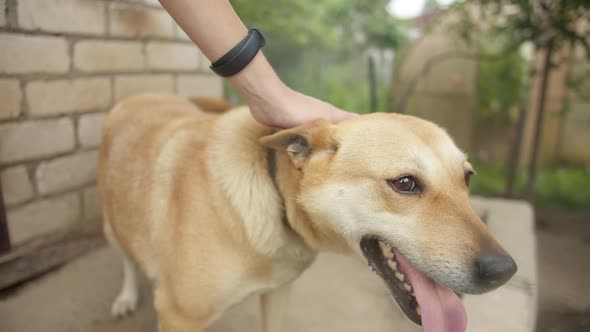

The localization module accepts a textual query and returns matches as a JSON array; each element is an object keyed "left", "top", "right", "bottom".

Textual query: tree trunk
[
  {"left": 505, "top": 102, "right": 527, "bottom": 195},
  {"left": 526, "top": 39, "right": 555, "bottom": 198},
  {"left": 368, "top": 55, "right": 378, "bottom": 113}
]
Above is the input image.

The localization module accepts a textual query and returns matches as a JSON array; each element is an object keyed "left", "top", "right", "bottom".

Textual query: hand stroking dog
[{"left": 99, "top": 93, "right": 517, "bottom": 332}]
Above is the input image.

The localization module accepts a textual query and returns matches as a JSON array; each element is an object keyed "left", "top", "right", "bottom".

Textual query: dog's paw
[{"left": 111, "top": 292, "right": 139, "bottom": 318}]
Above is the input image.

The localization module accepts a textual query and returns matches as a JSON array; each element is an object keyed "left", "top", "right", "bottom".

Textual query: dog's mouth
[{"left": 360, "top": 237, "right": 467, "bottom": 331}]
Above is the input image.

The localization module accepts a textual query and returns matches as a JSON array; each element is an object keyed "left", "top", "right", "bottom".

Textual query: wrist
[{"left": 227, "top": 53, "right": 287, "bottom": 108}]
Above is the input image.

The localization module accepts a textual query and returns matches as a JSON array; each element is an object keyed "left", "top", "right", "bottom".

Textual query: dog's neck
[{"left": 268, "top": 148, "right": 350, "bottom": 253}]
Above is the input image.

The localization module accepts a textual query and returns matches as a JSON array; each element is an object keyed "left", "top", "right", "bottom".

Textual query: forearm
[{"left": 158, "top": 0, "right": 285, "bottom": 103}]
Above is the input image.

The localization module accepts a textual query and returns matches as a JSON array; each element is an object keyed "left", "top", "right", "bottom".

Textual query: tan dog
[{"left": 99, "top": 93, "right": 517, "bottom": 332}]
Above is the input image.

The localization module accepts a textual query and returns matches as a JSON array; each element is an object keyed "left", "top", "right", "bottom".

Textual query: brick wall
[{"left": 0, "top": 0, "right": 223, "bottom": 245}]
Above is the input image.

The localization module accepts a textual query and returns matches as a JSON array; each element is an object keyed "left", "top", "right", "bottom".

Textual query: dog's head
[{"left": 261, "top": 113, "right": 516, "bottom": 330}]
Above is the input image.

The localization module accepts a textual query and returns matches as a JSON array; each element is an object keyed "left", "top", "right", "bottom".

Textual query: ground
[
  {"left": 0, "top": 249, "right": 421, "bottom": 332},
  {"left": 535, "top": 209, "right": 590, "bottom": 332},
  {"left": 0, "top": 207, "right": 588, "bottom": 332}
]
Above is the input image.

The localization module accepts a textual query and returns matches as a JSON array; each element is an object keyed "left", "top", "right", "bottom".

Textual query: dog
[{"left": 99, "top": 93, "right": 517, "bottom": 332}]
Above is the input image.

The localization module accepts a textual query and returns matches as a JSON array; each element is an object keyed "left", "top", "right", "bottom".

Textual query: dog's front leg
[
  {"left": 260, "top": 283, "right": 293, "bottom": 332},
  {"left": 155, "top": 288, "right": 209, "bottom": 332}
]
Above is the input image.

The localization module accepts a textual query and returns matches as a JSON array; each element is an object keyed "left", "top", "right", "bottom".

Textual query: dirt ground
[
  {"left": 0, "top": 208, "right": 588, "bottom": 332},
  {"left": 535, "top": 208, "right": 590, "bottom": 332}
]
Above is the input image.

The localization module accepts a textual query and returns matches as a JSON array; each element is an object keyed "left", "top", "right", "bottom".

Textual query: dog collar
[{"left": 266, "top": 149, "right": 294, "bottom": 233}]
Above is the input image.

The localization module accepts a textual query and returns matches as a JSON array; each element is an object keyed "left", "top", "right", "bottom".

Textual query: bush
[{"left": 470, "top": 160, "right": 590, "bottom": 212}]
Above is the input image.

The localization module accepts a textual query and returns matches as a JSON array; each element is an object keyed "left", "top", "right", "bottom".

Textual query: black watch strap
[{"left": 210, "top": 28, "right": 265, "bottom": 77}]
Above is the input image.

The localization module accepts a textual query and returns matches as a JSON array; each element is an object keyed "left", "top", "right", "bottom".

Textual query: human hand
[{"left": 248, "top": 86, "right": 357, "bottom": 129}]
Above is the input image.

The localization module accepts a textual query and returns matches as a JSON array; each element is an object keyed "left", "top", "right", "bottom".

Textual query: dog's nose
[{"left": 475, "top": 252, "right": 517, "bottom": 287}]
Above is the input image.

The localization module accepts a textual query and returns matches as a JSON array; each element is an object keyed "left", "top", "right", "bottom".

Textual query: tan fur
[
  {"left": 188, "top": 96, "right": 233, "bottom": 113},
  {"left": 100, "top": 93, "right": 513, "bottom": 331}
]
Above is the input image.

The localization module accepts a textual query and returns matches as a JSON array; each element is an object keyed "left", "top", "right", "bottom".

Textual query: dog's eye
[
  {"left": 387, "top": 176, "right": 420, "bottom": 194},
  {"left": 465, "top": 170, "right": 475, "bottom": 187}
]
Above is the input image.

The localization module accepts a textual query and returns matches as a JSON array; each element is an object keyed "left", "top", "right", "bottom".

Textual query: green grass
[{"left": 470, "top": 160, "right": 590, "bottom": 212}]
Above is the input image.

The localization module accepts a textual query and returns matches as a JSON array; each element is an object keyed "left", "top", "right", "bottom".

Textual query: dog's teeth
[
  {"left": 395, "top": 272, "right": 405, "bottom": 281},
  {"left": 404, "top": 283, "right": 412, "bottom": 292},
  {"left": 378, "top": 241, "right": 389, "bottom": 252},
  {"left": 384, "top": 250, "right": 394, "bottom": 259},
  {"left": 416, "top": 307, "right": 421, "bottom": 316},
  {"left": 387, "top": 259, "right": 397, "bottom": 271}
]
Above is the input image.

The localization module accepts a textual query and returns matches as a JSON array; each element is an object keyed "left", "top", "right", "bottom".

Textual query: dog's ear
[{"left": 259, "top": 119, "right": 337, "bottom": 169}]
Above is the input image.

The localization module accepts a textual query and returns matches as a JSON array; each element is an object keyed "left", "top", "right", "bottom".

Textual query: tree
[
  {"left": 453, "top": 0, "right": 590, "bottom": 198},
  {"left": 229, "top": 0, "right": 407, "bottom": 113}
]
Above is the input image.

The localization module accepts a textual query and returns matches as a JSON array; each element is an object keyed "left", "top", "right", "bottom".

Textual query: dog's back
[{"left": 99, "top": 93, "right": 220, "bottom": 278}]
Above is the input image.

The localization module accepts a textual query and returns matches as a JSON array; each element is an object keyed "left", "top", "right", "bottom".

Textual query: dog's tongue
[{"left": 395, "top": 252, "right": 467, "bottom": 332}]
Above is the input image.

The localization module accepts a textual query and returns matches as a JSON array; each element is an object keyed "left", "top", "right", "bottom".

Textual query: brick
[
  {"left": 0, "top": 80, "right": 22, "bottom": 120},
  {"left": 177, "top": 75, "right": 223, "bottom": 98},
  {"left": 26, "top": 78, "right": 111, "bottom": 117},
  {"left": 74, "top": 41, "right": 144, "bottom": 72},
  {"left": 0, "top": 118, "right": 74, "bottom": 164},
  {"left": 0, "top": 0, "right": 6, "bottom": 26},
  {"left": 36, "top": 150, "right": 98, "bottom": 195},
  {"left": 7, "top": 193, "right": 80, "bottom": 244},
  {"left": 110, "top": 3, "right": 173, "bottom": 38},
  {"left": 0, "top": 34, "right": 69, "bottom": 74},
  {"left": 18, "top": 0, "right": 106, "bottom": 35},
  {"left": 114, "top": 74, "right": 174, "bottom": 101},
  {"left": 78, "top": 113, "right": 106, "bottom": 148},
  {"left": 1, "top": 166, "right": 34, "bottom": 206},
  {"left": 175, "top": 24, "right": 191, "bottom": 41},
  {"left": 146, "top": 42, "right": 200, "bottom": 70},
  {"left": 83, "top": 186, "right": 101, "bottom": 220},
  {"left": 144, "top": 0, "right": 162, "bottom": 7}
]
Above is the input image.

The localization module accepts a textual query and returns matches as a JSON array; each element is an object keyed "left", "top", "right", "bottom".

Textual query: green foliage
[
  {"left": 476, "top": 40, "right": 528, "bottom": 122},
  {"left": 231, "top": 0, "right": 406, "bottom": 51},
  {"left": 229, "top": 0, "right": 407, "bottom": 114},
  {"left": 452, "top": 0, "right": 590, "bottom": 57},
  {"left": 278, "top": 51, "right": 392, "bottom": 114},
  {"left": 470, "top": 160, "right": 590, "bottom": 212}
]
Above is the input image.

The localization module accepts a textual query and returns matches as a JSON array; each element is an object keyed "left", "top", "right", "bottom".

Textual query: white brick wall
[
  {"left": 74, "top": 41, "right": 144, "bottom": 72},
  {"left": 146, "top": 42, "right": 200, "bottom": 70},
  {"left": 78, "top": 113, "right": 106, "bottom": 148},
  {"left": 35, "top": 150, "right": 98, "bottom": 195},
  {"left": 82, "top": 186, "right": 101, "bottom": 221},
  {"left": 0, "top": 118, "right": 75, "bottom": 163},
  {"left": 114, "top": 74, "right": 174, "bottom": 101},
  {"left": 1, "top": 166, "right": 34, "bottom": 206},
  {"left": 109, "top": 3, "right": 174, "bottom": 38},
  {"left": 0, "top": 80, "right": 22, "bottom": 120},
  {"left": 18, "top": 0, "right": 106, "bottom": 35},
  {"left": 144, "top": 0, "right": 161, "bottom": 6},
  {"left": 7, "top": 193, "right": 80, "bottom": 244},
  {"left": 177, "top": 74, "right": 223, "bottom": 98},
  {"left": 0, "top": 0, "right": 223, "bottom": 245},
  {"left": 175, "top": 24, "right": 191, "bottom": 41},
  {"left": 26, "top": 78, "right": 111, "bottom": 116},
  {"left": 0, "top": 34, "right": 69, "bottom": 74}
]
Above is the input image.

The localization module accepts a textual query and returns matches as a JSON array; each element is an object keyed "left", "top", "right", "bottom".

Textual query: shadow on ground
[{"left": 535, "top": 208, "right": 590, "bottom": 332}]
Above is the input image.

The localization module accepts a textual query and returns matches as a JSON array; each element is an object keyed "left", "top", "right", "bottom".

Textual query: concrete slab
[{"left": 470, "top": 197, "right": 537, "bottom": 332}]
